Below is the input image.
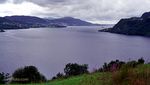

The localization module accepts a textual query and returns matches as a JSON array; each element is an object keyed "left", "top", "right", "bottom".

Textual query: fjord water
[{"left": 0, "top": 26, "right": 150, "bottom": 79}]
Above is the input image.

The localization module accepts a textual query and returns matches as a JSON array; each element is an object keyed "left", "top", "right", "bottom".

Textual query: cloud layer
[
  {"left": 1, "top": 0, "right": 150, "bottom": 24},
  {"left": 0, "top": 0, "right": 7, "bottom": 3}
]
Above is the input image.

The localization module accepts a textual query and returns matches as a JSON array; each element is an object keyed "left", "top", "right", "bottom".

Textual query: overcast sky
[{"left": 0, "top": 0, "right": 150, "bottom": 24}]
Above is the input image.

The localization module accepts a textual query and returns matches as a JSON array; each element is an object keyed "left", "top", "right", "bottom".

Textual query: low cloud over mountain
[{"left": 1, "top": 0, "right": 150, "bottom": 24}]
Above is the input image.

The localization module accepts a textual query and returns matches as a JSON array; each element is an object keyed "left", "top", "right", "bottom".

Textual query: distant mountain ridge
[
  {"left": 5, "top": 16, "right": 49, "bottom": 25},
  {"left": 4, "top": 16, "right": 55, "bottom": 28},
  {"left": 100, "top": 12, "right": 150, "bottom": 37},
  {"left": 0, "top": 16, "right": 100, "bottom": 30},
  {"left": 49, "top": 17, "right": 98, "bottom": 26},
  {"left": 0, "top": 17, "right": 22, "bottom": 29}
]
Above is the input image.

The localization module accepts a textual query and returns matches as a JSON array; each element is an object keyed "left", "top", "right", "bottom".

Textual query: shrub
[
  {"left": 100, "top": 58, "right": 145, "bottom": 72},
  {"left": 112, "top": 64, "right": 150, "bottom": 85},
  {"left": 0, "top": 72, "right": 10, "bottom": 84},
  {"left": 52, "top": 72, "right": 65, "bottom": 80},
  {"left": 100, "top": 60, "right": 125, "bottom": 72},
  {"left": 56, "top": 72, "right": 64, "bottom": 78},
  {"left": 127, "top": 60, "right": 138, "bottom": 68},
  {"left": 138, "top": 57, "right": 145, "bottom": 64},
  {"left": 12, "top": 66, "right": 46, "bottom": 84},
  {"left": 112, "top": 65, "right": 132, "bottom": 85},
  {"left": 52, "top": 76, "right": 57, "bottom": 80},
  {"left": 64, "top": 63, "right": 88, "bottom": 76}
]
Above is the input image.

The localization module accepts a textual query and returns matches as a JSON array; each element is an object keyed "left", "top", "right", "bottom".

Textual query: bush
[
  {"left": 112, "top": 65, "right": 132, "bottom": 85},
  {"left": 64, "top": 63, "right": 88, "bottom": 76},
  {"left": 52, "top": 72, "right": 65, "bottom": 80},
  {"left": 56, "top": 72, "right": 64, "bottom": 79},
  {"left": 12, "top": 66, "right": 46, "bottom": 84},
  {"left": 127, "top": 58, "right": 145, "bottom": 68},
  {"left": 100, "top": 58, "right": 145, "bottom": 72},
  {"left": 0, "top": 72, "right": 10, "bottom": 84},
  {"left": 112, "top": 65, "right": 150, "bottom": 85},
  {"left": 138, "top": 58, "right": 145, "bottom": 64},
  {"left": 127, "top": 60, "right": 138, "bottom": 68},
  {"left": 99, "top": 60, "right": 125, "bottom": 72}
]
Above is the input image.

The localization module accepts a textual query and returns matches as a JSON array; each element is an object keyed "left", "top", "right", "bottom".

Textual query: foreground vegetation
[
  {"left": 1, "top": 58, "right": 150, "bottom": 85},
  {"left": 5, "top": 72, "right": 110, "bottom": 85},
  {"left": 5, "top": 64, "right": 150, "bottom": 85}
]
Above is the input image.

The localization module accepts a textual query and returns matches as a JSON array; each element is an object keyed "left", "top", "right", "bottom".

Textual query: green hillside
[{"left": 9, "top": 72, "right": 110, "bottom": 85}]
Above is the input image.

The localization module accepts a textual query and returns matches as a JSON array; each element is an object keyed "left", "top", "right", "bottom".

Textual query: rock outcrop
[{"left": 100, "top": 12, "right": 150, "bottom": 37}]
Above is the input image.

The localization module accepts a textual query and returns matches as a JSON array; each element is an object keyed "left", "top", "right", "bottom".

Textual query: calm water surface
[{"left": 0, "top": 26, "right": 150, "bottom": 79}]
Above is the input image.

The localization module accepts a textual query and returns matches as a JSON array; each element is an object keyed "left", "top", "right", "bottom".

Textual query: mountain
[
  {"left": 5, "top": 16, "right": 51, "bottom": 28},
  {"left": 0, "top": 16, "right": 100, "bottom": 30},
  {"left": 0, "top": 17, "right": 22, "bottom": 29},
  {"left": 44, "top": 17, "right": 56, "bottom": 20},
  {"left": 49, "top": 17, "right": 98, "bottom": 26},
  {"left": 3, "top": 16, "right": 68, "bottom": 28},
  {"left": 100, "top": 12, "right": 150, "bottom": 37},
  {"left": 5, "top": 16, "right": 99, "bottom": 26},
  {"left": 5, "top": 16, "right": 48, "bottom": 24}
]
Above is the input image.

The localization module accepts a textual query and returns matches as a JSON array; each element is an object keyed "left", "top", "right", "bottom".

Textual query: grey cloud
[
  {"left": 29, "top": 0, "right": 150, "bottom": 23},
  {"left": 11, "top": 0, "right": 83, "bottom": 6},
  {"left": 11, "top": 0, "right": 72, "bottom": 5},
  {"left": 12, "top": 0, "right": 24, "bottom": 4},
  {"left": 0, "top": 0, "right": 7, "bottom": 3},
  {"left": 5, "top": 0, "right": 150, "bottom": 23}
]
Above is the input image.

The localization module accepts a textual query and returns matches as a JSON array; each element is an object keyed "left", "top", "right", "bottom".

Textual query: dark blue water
[{"left": 0, "top": 26, "right": 150, "bottom": 79}]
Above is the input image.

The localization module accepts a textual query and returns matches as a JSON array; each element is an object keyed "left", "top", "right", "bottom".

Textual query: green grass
[
  {"left": 81, "top": 72, "right": 112, "bottom": 85},
  {"left": 6, "top": 72, "right": 110, "bottom": 85},
  {"left": 7, "top": 75, "right": 84, "bottom": 85},
  {"left": 4, "top": 64, "right": 150, "bottom": 85}
]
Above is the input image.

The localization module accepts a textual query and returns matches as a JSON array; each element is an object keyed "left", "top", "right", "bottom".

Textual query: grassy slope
[
  {"left": 8, "top": 72, "right": 110, "bottom": 85},
  {"left": 6, "top": 64, "right": 150, "bottom": 85}
]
